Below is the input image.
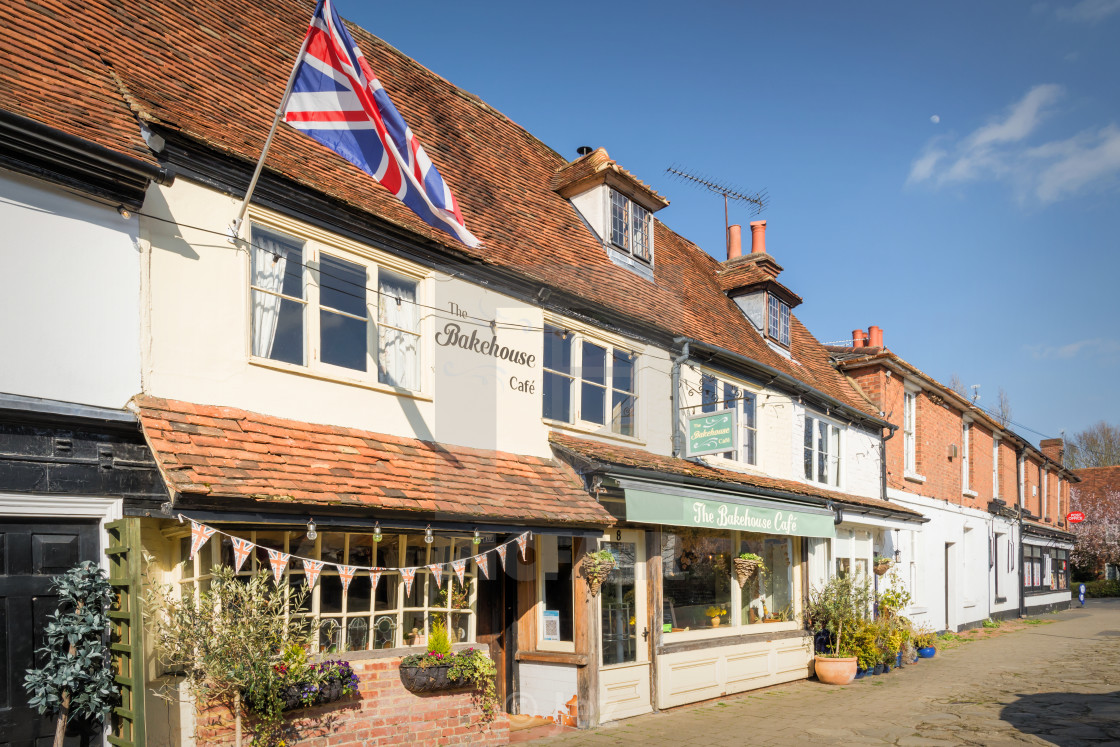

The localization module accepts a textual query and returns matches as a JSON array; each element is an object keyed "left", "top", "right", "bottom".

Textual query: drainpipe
[
  {"left": 881, "top": 424, "right": 897, "bottom": 503},
  {"left": 1016, "top": 445, "right": 1026, "bottom": 618},
  {"left": 670, "top": 340, "right": 691, "bottom": 457}
]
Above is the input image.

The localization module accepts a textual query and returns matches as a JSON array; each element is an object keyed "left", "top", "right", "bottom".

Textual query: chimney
[
  {"left": 852, "top": 329, "right": 867, "bottom": 348},
  {"left": 750, "top": 220, "right": 767, "bottom": 254},
  {"left": 727, "top": 224, "right": 742, "bottom": 259},
  {"left": 868, "top": 326, "right": 883, "bottom": 348},
  {"left": 1040, "top": 438, "right": 1065, "bottom": 465}
]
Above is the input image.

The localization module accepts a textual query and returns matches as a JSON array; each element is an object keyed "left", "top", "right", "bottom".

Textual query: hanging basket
[
  {"left": 733, "top": 557, "right": 761, "bottom": 589},
  {"left": 873, "top": 561, "right": 891, "bottom": 577},
  {"left": 581, "top": 555, "right": 616, "bottom": 597}
]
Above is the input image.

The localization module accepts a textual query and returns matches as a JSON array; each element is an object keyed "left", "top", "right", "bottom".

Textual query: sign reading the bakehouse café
[{"left": 686, "top": 409, "right": 737, "bottom": 458}]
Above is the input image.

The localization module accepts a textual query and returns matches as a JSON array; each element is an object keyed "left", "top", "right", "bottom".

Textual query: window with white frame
[
  {"left": 542, "top": 324, "right": 637, "bottom": 436},
  {"left": 993, "top": 437, "right": 1000, "bottom": 497},
  {"left": 700, "top": 373, "right": 758, "bottom": 465},
  {"left": 175, "top": 528, "right": 480, "bottom": 652},
  {"left": 903, "top": 389, "right": 917, "bottom": 474},
  {"left": 804, "top": 413, "right": 841, "bottom": 487},
  {"left": 609, "top": 189, "right": 652, "bottom": 263},
  {"left": 249, "top": 224, "right": 422, "bottom": 391},
  {"left": 1042, "top": 469, "right": 1049, "bottom": 518},
  {"left": 961, "top": 421, "right": 971, "bottom": 493},
  {"left": 767, "top": 294, "right": 791, "bottom": 347}
]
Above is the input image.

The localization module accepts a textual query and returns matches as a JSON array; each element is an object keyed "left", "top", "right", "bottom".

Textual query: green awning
[{"left": 624, "top": 488, "right": 836, "bottom": 538}]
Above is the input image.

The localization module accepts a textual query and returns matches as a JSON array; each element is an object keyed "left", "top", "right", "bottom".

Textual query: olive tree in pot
[
  {"left": 805, "top": 573, "right": 872, "bottom": 685},
  {"left": 23, "top": 561, "right": 119, "bottom": 747}
]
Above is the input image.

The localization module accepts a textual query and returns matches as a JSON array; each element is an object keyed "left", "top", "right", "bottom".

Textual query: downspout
[
  {"left": 881, "top": 424, "right": 897, "bottom": 503},
  {"left": 670, "top": 340, "right": 691, "bottom": 457},
  {"left": 1016, "top": 445, "right": 1026, "bottom": 618}
]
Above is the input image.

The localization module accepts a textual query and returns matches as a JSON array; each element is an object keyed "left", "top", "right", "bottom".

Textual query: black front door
[{"left": 0, "top": 519, "right": 99, "bottom": 747}]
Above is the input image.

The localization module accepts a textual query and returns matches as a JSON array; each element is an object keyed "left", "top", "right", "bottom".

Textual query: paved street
[{"left": 533, "top": 599, "right": 1120, "bottom": 746}]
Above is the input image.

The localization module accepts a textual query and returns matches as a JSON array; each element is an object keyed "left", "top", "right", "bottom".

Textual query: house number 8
[{"left": 616, "top": 530, "right": 622, "bottom": 541}]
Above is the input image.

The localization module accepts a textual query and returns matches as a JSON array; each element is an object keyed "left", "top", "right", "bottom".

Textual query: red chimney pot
[
  {"left": 727, "top": 224, "right": 742, "bottom": 259},
  {"left": 868, "top": 326, "right": 883, "bottom": 348},
  {"left": 750, "top": 220, "right": 767, "bottom": 254},
  {"left": 852, "top": 330, "right": 867, "bottom": 348}
]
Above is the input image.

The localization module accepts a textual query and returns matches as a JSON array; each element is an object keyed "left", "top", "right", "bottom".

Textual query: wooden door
[
  {"left": 598, "top": 529, "right": 652, "bottom": 722},
  {"left": 0, "top": 519, "right": 99, "bottom": 746},
  {"left": 475, "top": 566, "right": 514, "bottom": 712}
]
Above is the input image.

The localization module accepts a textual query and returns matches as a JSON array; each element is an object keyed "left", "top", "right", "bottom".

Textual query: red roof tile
[
  {"left": 1073, "top": 466, "right": 1120, "bottom": 501},
  {"left": 2, "top": 0, "right": 876, "bottom": 419},
  {"left": 136, "top": 396, "right": 613, "bottom": 526},
  {"left": 549, "top": 431, "right": 923, "bottom": 520}
]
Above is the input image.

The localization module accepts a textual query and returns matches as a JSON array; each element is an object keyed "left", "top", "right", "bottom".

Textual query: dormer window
[
  {"left": 609, "top": 189, "right": 651, "bottom": 263},
  {"left": 767, "top": 294, "right": 790, "bottom": 347}
]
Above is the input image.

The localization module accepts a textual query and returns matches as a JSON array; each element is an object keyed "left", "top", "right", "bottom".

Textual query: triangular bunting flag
[
  {"left": 338, "top": 565, "right": 357, "bottom": 593},
  {"left": 428, "top": 564, "right": 443, "bottom": 589},
  {"left": 452, "top": 558, "right": 467, "bottom": 587},
  {"left": 266, "top": 548, "right": 290, "bottom": 585},
  {"left": 496, "top": 543, "right": 508, "bottom": 572},
  {"left": 303, "top": 559, "right": 324, "bottom": 589},
  {"left": 477, "top": 552, "right": 491, "bottom": 580},
  {"left": 189, "top": 521, "right": 216, "bottom": 560},
  {"left": 516, "top": 532, "right": 529, "bottom": 562},
  {"left": 370, "top": 568, "right": 382, "bottom": 593},
  {"left": 231, "top": 537, "right": 254, "bottom": 572},
  {"left": 401, "top": 567, "right": 416, "bottom": 596}
]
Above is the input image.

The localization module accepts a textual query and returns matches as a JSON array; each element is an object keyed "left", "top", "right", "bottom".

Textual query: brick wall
[{"left": 194, "top": 656, "right": 509, "bottom": 746}]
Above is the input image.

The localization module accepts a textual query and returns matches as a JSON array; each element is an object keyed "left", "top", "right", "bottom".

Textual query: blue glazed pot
[
  {"left": 896, "top": 653, "right": 903, "bottom": 668},
  {"left": 854, "top": 668, "right": 867, "bottom": 679},
  {"left": 882, "top": 662, "right": 891, "bottom": 673},
  {"left": 917, "top": 646, "right": 936, "bottom": 658},
  {"left": 873, "top": 663, "right": 883, "bottom": 675}
]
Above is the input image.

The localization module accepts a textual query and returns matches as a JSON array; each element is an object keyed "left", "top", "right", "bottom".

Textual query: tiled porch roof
[
  {"left": 135, "top": 396, "right": 613, "bottom": 526},
  {"left": 549, "top": 431, "right": 924, "bottom": 520}
]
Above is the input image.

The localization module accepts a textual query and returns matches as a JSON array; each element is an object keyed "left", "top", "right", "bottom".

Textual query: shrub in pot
[{"left": 806, "top": 574, "right": 872, "bottom": 685}]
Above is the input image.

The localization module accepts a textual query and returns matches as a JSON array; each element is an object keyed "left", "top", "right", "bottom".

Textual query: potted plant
[
  {"left": 733, "top": 552, "right": 765, "bottom": 589},
  {"left": 877, "top": 567, "right": 912, "bottom": 619},
  {"left": 400, "top": 617, "right": 458, "bottom": 692},
  {"left": 806, "top": 574, "right": 871, "bottom": 685},
  {"left": 873, "top": 555, "right": 892, "bottom": 577},
  {"left": 705, "top": 605, "right": 726, "bottom": 627},
  {"left": 914, "top": 624, "right": 937, "bottom": 658},
  {"left": 850, "top": 621, "right": 878, "bottom": 679},
  {"left": 581, "top": 549, "right": 617, "bottom": 597}
]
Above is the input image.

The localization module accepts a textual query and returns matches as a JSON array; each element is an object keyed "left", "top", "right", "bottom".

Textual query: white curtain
[
  {"left": 251, "top": 233, "right": 289, "bottom": 359},
  {"left": 377, "top": 274, "right": 419, "bottom": 389}
]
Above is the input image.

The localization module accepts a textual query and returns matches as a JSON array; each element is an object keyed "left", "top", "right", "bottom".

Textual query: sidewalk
[{"left": 531, "top": 599, "right": 1120, "bottom": 745}]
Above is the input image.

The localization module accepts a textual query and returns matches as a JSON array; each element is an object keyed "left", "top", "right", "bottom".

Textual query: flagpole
[{"left": 229, "top": 29, "right": 313, "bottom": 239}]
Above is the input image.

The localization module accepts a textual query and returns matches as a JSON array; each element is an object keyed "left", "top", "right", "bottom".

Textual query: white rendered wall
[
  {"left": 141, "top": 178, "right": 672, "bottom": 458},
  {"left": 0, "top": 171, "right": 142, "bottom": 408},
  {"left": 990, "top": 515, "right": 1020, "bottom": 616}
]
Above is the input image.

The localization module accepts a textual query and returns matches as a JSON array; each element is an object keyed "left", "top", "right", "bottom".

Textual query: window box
[{"left": 398, "top": 663, "right": 462, "bottom": 693}]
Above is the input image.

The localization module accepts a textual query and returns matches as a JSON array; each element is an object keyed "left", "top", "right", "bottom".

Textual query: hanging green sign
[{"left": 686, "top": 409, "right": 737, "bottom": 457}]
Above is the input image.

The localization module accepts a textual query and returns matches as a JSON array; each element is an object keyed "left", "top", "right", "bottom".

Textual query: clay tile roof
[
  {"left": 135, "top": 396, "right": 613, "bottom": 527},
  {"left": 1073, "top": 466, "right": 1120, "bottom": 500},
  {"left": 716, "top": 256, "right": 803, "bottom": 307},
  {"left": 550, "top": 147, "right": 668, "bottom": 208},
  {"left": 2, "top": 0, "right": 877, "bottom": 421},
  {"left": 549, "top": 431, "right": 924, "bottom": 520}
]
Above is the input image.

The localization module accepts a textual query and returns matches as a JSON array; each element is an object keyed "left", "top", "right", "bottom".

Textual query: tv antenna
[{"left": 665, "top": 165, "right": 767, "bottom": 255}]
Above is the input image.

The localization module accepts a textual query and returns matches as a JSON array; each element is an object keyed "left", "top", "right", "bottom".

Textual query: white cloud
[
  {"left": 1055, "top": 0, "right": 1120, "bottom": 22},
  {"left": 930, "top": 115, "right": 941, "bottom": 124},
  {"left": 1027, "top": 338, "right": 1120, "bottom": 360},
  {"left": 906, "top": 85, "right": 1120, "bottom": 204}
]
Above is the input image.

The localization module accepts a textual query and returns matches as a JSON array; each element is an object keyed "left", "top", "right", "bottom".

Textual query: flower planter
[
  {"left": 399, "top": 664, "right": 462, "bottom": 693},
  {"left": 873, "top": 561, "right": 891, "bottom": 577},
  {"left": 917, "top": 646, "right": 936, "bottom": 658},
  {"left": 733, "top": 557, "right": 761, "bottom": 588},
  {"left": 813, "top": 656, "right": 857, "bottom": 685},
  {"left": 896, "top": 653, "right": 903, "bottom": 668},
  {"left": 853, "top": 668, "right": 867, "bottom": 680},
  {"left": 882, "top": 662, "right": 891, "bottom": 673},
  {"left": 317, "top": 679, "right": 344, "bottom": 704},
  {"left": 581, "top": 555, "right": 616, "bottom": 597},
  {"left": 872, "top": 663, "right": 883, "bottom": 675},
  {"left": 280, "top": 685, "right": 304, "bottom": 711}
]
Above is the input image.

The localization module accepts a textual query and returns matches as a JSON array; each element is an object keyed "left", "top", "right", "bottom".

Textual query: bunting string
[{"left": 177, "top": 514, "right": 531, "bottom": 586}]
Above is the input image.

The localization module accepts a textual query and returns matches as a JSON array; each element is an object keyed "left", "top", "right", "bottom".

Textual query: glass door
[{"left": 598, "top": 529, "right": 651, "bottom": 721}]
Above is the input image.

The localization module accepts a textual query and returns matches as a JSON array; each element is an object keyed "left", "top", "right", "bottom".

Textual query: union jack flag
[{"left": 282, "top": 0, "right": 479, "bottom": 247}]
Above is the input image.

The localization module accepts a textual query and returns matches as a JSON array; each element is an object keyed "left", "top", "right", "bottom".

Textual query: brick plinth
[{"left": 194, "top": 656, "right": 509, "bottom": 746}]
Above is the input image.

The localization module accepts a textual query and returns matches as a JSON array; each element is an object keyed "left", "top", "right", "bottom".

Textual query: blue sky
[{"left": 345, "top": 0, "right": 1120, "bottom": 445}]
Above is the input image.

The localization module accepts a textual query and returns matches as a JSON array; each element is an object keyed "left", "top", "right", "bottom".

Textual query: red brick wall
[
  {"left": 194, "top": 656, "right": 509, "bottom": 746},
  {"left": 997, "top": 439, "right": 1017, "bottom": 504},
  {"left": 967, "top": 423, "right": 995, "bottom": 510}
]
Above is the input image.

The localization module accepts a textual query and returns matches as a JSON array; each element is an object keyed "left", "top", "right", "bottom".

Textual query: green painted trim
[
  {"left": 625, "top": 489, "right": 836, "bottom": 538},
  {"left": 686, "top": 409, "right": 737, "bottom": 457},
  {"left": 105, "top": 518, "right": 145, "bottom": 747}
]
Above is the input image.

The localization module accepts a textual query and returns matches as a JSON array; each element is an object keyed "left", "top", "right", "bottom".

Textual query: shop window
[
  {"left": 660, "top": 529, "right": 795, "bottom": 632},
  {"left": 249, "top": 223, "right": 423, "bottom": 391},
  {"left": 539, "top": 535, "right": 575, "bottom": 649},
  {"left": 176, "top": 528, "right": 476, "bottom": 652},
  {"left": 543, "top": 324, "right": 638, "bottom": 437}
]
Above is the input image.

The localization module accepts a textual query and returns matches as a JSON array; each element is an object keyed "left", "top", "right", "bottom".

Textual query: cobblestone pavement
[{"left": 532, "top": 598, "right": 1120, "bottom": 746}]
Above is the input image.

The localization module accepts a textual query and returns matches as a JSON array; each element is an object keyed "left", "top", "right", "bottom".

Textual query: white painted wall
[
  {"left": 0, "top": 171, "right": 142, "bottom": 408},
  {"left": 888, "top": 487, "right": 992, "bottom": 631},
  {"left": 140, "top": 178, "right": 672, "bottom": 458},
  {"left": 517, "top": 662, "right": 577, "bottom": 720},
  {"left": 990, "top": 515, "right": 1020, "bottom": 616}
]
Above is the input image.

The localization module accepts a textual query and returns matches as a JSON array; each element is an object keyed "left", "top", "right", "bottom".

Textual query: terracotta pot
[
  {"left": 813, "top": 656, "right": 857, "bottom": 685},
  {"left": 709, "top": 617, "right": 721, "bottom": 627}
]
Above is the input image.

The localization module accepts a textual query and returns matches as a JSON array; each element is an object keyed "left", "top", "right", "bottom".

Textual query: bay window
[
  {"left": 176, "top": 528, "right": 479, "bottom": 652},
  {"left": 543, "top": 324, "right": 637, "bottom": 436},
  {"left": 249, "top": 223, "right": 423, "bottom": 392},
  {"left": 804, "top": 414, "right": 841, "bottom": 486}
]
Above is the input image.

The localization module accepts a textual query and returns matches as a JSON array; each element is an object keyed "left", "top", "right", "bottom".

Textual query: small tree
[
  {"left": 146, "top": 565, "right": 310, "bottom": 746},
  {"left": 1066, "top": 421, "right": 1120, "bottom": 468},
  {"left": 995, "top": 387, "right": 1013, "bottom": 428},
  {"left": 23, "top": 561, "right": 119, "bottom": 747},
  {"left": 805, "top": 573, "right": 872, "bottom": 657}
]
